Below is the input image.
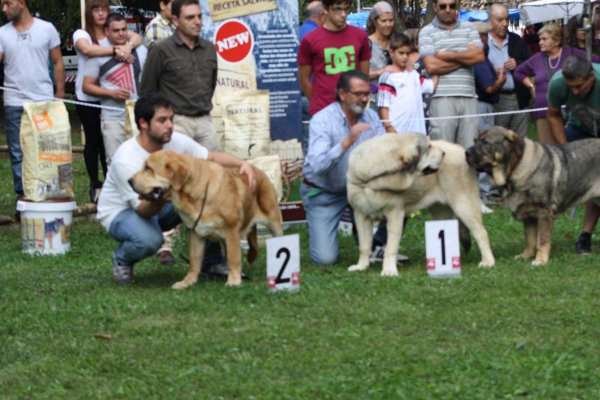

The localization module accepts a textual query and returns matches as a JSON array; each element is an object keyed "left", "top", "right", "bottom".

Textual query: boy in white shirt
[{"left": 378, "top": 34, "right": 438, "bottom": 135}]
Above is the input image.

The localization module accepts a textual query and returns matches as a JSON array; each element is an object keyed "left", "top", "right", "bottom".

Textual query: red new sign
[{"left": 214, "top": 20, "right": 254, "bottom": 63}]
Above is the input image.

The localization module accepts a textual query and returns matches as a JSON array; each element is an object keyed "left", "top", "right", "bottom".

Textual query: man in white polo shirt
[
  {"left": 97, "top": 93, "right": 255, "bottom": 285},
  {"left": 419, "top": 0, "right": 484, "bottom": 149}
]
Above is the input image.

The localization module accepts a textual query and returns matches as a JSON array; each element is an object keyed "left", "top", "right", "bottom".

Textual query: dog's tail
[
  {"left": 459, "top": 221, "right": 472, "bottom": 253},
  {"left": 247, "top": 225, "right": 259, "bottom": 265}
]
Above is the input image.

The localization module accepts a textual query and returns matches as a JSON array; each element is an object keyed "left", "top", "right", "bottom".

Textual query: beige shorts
[
  {"left": 173, "top": 114, "right": 218, "bottom": 151},
  {"left": 101, "top": 119, "right": 126, "bottom": 166}
]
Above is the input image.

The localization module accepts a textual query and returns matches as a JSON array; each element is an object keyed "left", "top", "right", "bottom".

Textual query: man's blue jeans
[
  {"left": 301, "top": 183, "right": 386, "bottom": 265},
  {"left": 5, "top": 106, "right": 24, "bottom": 197},
  {"left": 108, "top": 203, "right": 223, "bottom": 266},
  {"left": 566, "top": 124, "right": 595, "bottom": 142}
]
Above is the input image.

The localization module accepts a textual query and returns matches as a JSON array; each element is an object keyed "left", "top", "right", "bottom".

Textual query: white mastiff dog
[{"left": 347, "top": 133, "right": 495, "bottom": 276}]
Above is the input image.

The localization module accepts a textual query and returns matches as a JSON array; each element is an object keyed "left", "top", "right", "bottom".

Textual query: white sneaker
[
  {"left": 480, "top": 202, "right": 494, "bottom": 214},
  {"left": 369, "top": 245, "right": 409, "bottom": 263}
]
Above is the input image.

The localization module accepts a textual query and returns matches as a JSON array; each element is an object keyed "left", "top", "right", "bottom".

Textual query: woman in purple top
[{"left": 514, "top": 25, "right": 600, "bottom": 144}]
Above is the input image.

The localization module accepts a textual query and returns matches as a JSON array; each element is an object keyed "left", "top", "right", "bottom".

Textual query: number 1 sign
[
  {"left": 425, "top": 220, "right": 461, "bottom": 278},
  {"left": 266, "top": 234, "right": 300, "bottom": 292}
]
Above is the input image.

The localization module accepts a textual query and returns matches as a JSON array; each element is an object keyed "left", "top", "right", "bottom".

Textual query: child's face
[{"left": 391, "top": 45, "right": 411, "bottom": 69}]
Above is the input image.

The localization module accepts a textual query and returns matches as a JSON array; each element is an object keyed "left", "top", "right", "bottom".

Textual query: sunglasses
[{"left": 438, "top": 3, "right": 457, "bottom": 10}]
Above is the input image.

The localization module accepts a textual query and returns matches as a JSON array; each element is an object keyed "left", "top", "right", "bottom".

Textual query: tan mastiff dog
[
  {"left": 347, "top": 133, "right": 495, "bottom": 276},
  {"left": 130, "top": 150, "right": 283, "bottom": 288}
]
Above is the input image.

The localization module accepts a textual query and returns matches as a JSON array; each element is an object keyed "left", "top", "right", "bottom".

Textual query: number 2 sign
[
  {"left": 425, "top": 220, "right": 461, "bottom": 278},
  {"left": 266, "top": 234, "right": 300, "bottom": 291}
]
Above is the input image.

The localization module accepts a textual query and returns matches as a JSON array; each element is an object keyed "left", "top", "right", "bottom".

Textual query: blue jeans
[
  {"left": 108, "top": 203, "right": 224, "bottom": 266},
  {"left": 301, "top": 183, "right": 386, "bottom": 265},
  {"left": 5, "top": 106, "right": 24, "bottom": 197},
  {"left": 566, "top": 124, "right": 595, "bottom": 142}
]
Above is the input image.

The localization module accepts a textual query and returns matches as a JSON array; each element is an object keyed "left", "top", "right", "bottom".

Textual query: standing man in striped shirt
[
  {"left": 419, "top": 0, "right": 484, "bottom": 149},
  {"left": 143, "top": 0, "right": 175, "bottom": 48}
]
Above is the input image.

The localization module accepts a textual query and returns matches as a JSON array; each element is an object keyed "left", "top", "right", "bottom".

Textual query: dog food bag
[
  {"left": 20, "top": 101, "right": 74, "bottom": 201},
  {"left": 124, "top": 99, "right": 139, "bottom": 140},
  {"left": 248, "top": 155, "right": 283, "bottom": 202},
  {"left": 221, "top": 90, "right": 271, "bottom": 160}
]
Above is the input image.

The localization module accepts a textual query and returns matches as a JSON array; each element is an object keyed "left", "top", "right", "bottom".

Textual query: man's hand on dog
[
  {"left": 239, "top": 161, "right": 257, "bottom": 192},
  {"left": 342, "top": 123, "right": 371, "bottom": 150}
]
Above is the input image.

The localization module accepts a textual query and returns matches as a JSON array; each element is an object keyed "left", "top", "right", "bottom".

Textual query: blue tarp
[
  {"left": 458, "top": 9, "right": 520, "bottom": 22},
  {"left": 347, "top": 8, "right": 519, "bottom": 31}
]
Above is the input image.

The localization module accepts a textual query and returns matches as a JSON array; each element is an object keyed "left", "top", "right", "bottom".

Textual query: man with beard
[
  {"left": 96, "top": 93, "right": 255, "bottom": 285},
  {"left": 487, "top": 4, "right": 531, "bottom": 138},
  {"left": 0, "top": 0, "right": 65, "bottom": 220},
  {"left": 301, "top": 70, "right": 385, "bottom": 265}
]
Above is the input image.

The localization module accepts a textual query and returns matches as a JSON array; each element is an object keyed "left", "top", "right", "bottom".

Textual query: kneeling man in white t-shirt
[{"left": 97, "top": 93, "right": 256, "bottom": 285}]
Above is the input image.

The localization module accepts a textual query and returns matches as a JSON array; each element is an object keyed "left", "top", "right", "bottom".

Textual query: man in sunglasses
[
  {"left": 418, "top": 0, "right": 484, "bottom": 149},
  {"left": 301, "top": 70, "right": 385, "bottom": 266}
]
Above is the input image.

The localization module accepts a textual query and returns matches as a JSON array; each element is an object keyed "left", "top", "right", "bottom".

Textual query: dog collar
[
  {"left": 191, "top": 180, "right": 210, "bottom": 232},
  {"left": 508, "top": 148, "right": 525, "bottom": 179}
]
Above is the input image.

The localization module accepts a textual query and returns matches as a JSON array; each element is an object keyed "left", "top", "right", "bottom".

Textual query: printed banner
[
  {"left": 208, "top": 0, "right": 277, "bottom": 22},
  {"left": 201, "top": 0, "right": 302, "bottom": 144}
]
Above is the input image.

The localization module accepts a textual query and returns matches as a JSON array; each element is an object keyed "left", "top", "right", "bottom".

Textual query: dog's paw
[
  {"left": 531, "top": 259, "right": 547, "bottom": 266},
  {"left": 225, "top": 276, "right": 242, "bottom": 286},
  {"left": 380, "top": 268, "right": 399, "bottom": 277},
  {"left": 172, "top": 279, "right": 196, "bottom": 290},
  {"left": 348, "top": 263, "right": 369, "bottom": 272},
  {"left": 478, "top": 260, "right": 495, "bottom": 268}
]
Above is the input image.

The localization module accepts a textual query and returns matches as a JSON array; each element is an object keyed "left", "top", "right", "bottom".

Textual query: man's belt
[
  {"left": 500, "top": 90, "right": 516, "bottom": 95},
  {"left": 303, "top": 179, "right": 322, "bottom": 189},
  {"left": 184, "top": 111, "right": 210, "bottom": 118}
]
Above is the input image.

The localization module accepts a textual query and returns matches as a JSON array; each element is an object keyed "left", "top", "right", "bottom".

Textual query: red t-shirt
[{"left": 298, "top": 25, "right": 371, "bottom": 116}]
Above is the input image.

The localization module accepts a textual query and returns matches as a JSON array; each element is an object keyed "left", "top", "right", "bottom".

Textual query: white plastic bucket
[{"left": 17, "top": 200, "right": 77, "bottom": 255}]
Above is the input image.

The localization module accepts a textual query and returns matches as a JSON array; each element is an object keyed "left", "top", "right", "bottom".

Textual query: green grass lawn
[{"left": 1, "top": 125, "right": 600, "bottom": 399}]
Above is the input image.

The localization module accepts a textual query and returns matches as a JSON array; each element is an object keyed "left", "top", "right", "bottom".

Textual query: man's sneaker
[
  {"left": 157, "top": 250, "right": 175, "bottom": 265},
  {"left": 576, "top": 233, "right": 592, "bottom": 254},
  {"left": 480, "top": 201, "right": 494, "bottom": 214},
  {"left": 203, "top": 262, "right": 229, "bottom": 276},
  {"left": 369, "top": 245, "right": 409, "bottom": 263},
  {"left": 113, "top": 255, "right": 134, "bottom": 285}
]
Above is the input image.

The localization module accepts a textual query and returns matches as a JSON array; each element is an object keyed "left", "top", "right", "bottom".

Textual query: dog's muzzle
[
  {"left": 422, "top": 167, "right": 439, "bottom": 176},
  {"left": 141, "top": 187, "right": 163, "bottom": 201}
]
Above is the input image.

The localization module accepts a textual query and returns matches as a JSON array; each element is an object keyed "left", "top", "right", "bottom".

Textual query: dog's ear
[
  {"left": 166, "top": 160, "right": 190, "bottom": 191},
  {"left": 505, "top": 129, "right": 521, "bottom": 143}
]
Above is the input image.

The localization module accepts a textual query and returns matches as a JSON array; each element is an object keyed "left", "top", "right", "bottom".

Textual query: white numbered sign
[
  {"left": 425, "top": 220, "right": 461, "bottom": 278},
  {"left": 266, "top": 234, "right": 300, "bottom": 291}
]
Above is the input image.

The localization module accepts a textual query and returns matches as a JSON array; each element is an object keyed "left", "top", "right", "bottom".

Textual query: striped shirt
[
  {"left": 419, "top": 18, "right": 481, "bottom": 98},
  {"left": 302, "top": 102, "right": 385, "bottom": 193},
  {"left": 143, "top": 14, "right": 175, "bottom": 48}
]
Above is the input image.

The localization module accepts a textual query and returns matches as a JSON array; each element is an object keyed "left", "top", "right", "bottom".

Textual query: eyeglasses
[
  {"left": 330, "top": 6, "right": 351, "bottom": 14},
  {"left": 92, "top": 7, "right": 109, "bottom": 14},
  {"left": 347, "top": 90, "right": 371, "bottom": 98},
  {"left": 438, "top": 3, "right": 457, "bottom": 10}
]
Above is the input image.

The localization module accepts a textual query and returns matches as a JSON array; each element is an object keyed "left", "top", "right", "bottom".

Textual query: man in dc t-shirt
[
  {"left": 0, "top": 0, "right": 65, "bottom": 219},
  {"left": 83, "top": 13, "right": 147, "bottom": 166},
  {"left": 298, "top": 0, "right": 371, "bottom": 117},
  {"left": 98, "top": 93, "right": 256, "bottom": 285}
]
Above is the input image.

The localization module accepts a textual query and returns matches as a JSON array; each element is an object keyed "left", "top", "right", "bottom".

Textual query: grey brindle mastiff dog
[{"left": 466, "top": 126, "right": 600, "bottom": 265}]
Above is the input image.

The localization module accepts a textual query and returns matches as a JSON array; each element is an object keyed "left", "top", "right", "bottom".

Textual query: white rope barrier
[{"left": 0, "top": 85, "right": 553, "bottom": 124}]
